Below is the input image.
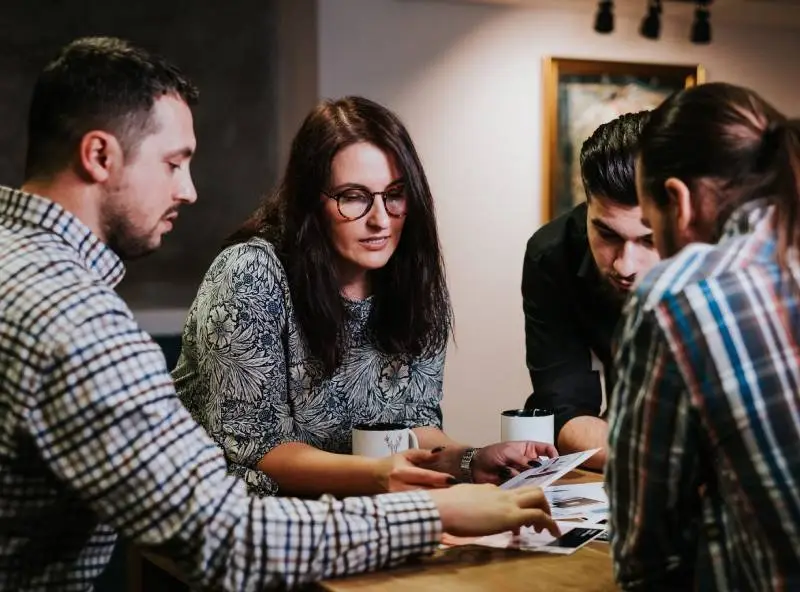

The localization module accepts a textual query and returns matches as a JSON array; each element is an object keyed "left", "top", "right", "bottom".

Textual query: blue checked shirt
[
  {"left": 0, "top": 187, "right": 441, "bottom": 591},
  {"left": 607, "top": 199, "right": 800, "bottom": 590}
]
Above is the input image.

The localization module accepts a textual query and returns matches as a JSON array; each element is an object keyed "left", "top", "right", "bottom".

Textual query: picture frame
[{"left": 541, "top": 57, "right": 705, "bottom": 222}]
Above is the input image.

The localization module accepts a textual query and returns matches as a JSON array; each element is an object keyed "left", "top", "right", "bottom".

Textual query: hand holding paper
[{"left": 471, "top": 440, "right": 560, "bottom": 484}]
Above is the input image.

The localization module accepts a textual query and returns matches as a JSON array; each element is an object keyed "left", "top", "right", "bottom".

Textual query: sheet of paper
[
  {"left": 499, "top": 449, "right": 600, "bottom": 490},
  {"left": 559, "top": 508, "right": 609, "bottom": 525},
  {"left": 545, "top": 482, "right": 609, "bottom": 522},
  {"left": 535, "top": 526, "right": 606, "bottom": 555},
  {"left": 442, "top": 521, "right": 605, "bottom": 556},
  {"left": 594, "top": 529, "right": 610, "bottom": 543}
]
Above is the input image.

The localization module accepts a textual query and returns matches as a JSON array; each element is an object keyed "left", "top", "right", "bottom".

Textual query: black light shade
[
  {"left": 691, "top": 2, "right": 712, "bottom": 44},
  {"left": 594, "top": 0, "right": 614, "bottom": 34},
  {"left": 640, "top": 0, "right": 662, "bottom": 40}
]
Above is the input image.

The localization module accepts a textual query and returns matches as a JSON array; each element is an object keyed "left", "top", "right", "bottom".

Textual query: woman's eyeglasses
[{"left": 323, "top": 185, "right": 408, "bottom": 221}]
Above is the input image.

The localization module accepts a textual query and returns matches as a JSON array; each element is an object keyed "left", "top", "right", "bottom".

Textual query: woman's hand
[
  {"left": 373, "top": 449, "right": 457, "bottom": 492},
  {"left": 471, "top": 441, "right": 559, "bottom": 484}
]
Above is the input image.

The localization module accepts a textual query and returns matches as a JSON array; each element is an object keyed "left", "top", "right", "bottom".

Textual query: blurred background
[{"left": 2, "top": 0, "right": 799, "bottom": 447}]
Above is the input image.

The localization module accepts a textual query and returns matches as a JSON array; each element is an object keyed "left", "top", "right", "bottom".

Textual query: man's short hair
[
  {"left": 24, "top": 37, "right": 199, "bottom": 181},
  {"left": 580, "top": 111, "right": 651, "bottom": 207}
]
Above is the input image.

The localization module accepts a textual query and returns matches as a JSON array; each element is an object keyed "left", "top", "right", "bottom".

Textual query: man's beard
[
  {"left": 597, "top": 273, "right": 629, "bottom": 307},
  {"left": 599, "top": 224, "right": 682, "bottom": 306},
  {"left": 101, "top": 188, "right": 162, "bottom": 260},
  {"left": 105, "top": 215, "right": 158, "bottom": 260}
]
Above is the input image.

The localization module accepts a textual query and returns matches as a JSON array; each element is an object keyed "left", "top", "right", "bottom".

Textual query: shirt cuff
[{"left": 374, "top": 490, "right": 442, "bottom": 565}]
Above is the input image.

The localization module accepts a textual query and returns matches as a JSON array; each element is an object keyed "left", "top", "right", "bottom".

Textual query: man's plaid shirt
[{"left": 0, "top": 186, "right": 441, "bottom": 591}]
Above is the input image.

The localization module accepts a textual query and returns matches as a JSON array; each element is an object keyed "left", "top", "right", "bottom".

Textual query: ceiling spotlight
[
  {"left": 640, "top": 0, "right": 662, "bottom": 40},
  {"left": 691, "top": 0, "right": 712, "bottom": 44},
  {"left": 594, "top": 0, "right": 614, "bottom": 34}
]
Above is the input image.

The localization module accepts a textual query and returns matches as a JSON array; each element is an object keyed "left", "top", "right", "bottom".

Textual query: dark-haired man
[
  {"left": 522, "top": 111, "right": 657, "bottom": 469},
  {"left": 608, "top": 82, "right": 800, "bottom": 591},
  {"left": 0, "top": 36, "right": 556, "bottom": 591}
]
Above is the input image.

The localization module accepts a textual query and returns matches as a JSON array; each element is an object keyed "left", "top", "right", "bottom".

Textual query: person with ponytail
[
  {"left": 606, "top": 81, "right": 800, "bottom": 590},
  {"left": 173, "top": 96, "right": 557, "bottom": 499}
]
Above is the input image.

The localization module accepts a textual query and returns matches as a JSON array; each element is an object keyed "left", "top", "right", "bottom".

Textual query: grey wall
[{"left": 0, "top": 0, "right": 282, "bottom": 309}]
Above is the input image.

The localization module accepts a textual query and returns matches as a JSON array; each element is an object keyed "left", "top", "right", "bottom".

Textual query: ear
[
  {"left": 663, "top": 177, "right": 693, "bottom": 232},
  {"left": 77, "top": 131, "right": 124, "bottom": 183}
]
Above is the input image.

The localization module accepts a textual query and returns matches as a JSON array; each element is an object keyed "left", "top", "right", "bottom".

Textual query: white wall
[
  {"left": 317, "top": 0, "right": 800, "bottom": 445},
  {"left": 274, "top": 0, "right": 319, "bottom": 171}
]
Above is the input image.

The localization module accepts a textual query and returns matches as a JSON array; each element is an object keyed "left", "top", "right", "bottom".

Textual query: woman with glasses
[{"left": 173, "top": 96, "right": 556, "bottom": 497}]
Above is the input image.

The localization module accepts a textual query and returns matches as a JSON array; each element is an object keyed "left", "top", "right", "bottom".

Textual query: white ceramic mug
[
  {"left": 352, "top": 423, "right": 419, "bottom": 458},
  {"left": 500, "top": 408, "right": 555, "bottom": 444}
]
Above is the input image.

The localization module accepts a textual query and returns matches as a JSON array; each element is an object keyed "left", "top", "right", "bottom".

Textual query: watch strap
[{"left": 459, "top": 447, "right": 480, "bottom": 483}]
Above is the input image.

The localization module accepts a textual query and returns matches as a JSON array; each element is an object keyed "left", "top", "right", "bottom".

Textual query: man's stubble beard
[
  {"left": 101, "top": 185, "right": 159, "bottom": 261},
  {"left": 597, "top": 273, "right": 629, "bottom": 309}
]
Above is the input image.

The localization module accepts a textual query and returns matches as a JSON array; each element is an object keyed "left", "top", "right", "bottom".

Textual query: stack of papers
[
  {"left": 546, "top": 481, "right": 608, "bottom": 525},
  {"left": 442, "top": 450, "right": 612, "bottom": 554},
  {"left": 442, "top": 521, "right": 606, "bottom": 555}
]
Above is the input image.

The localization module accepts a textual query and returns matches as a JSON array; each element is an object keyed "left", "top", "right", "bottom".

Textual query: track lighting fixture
[
  {"left": 691, "top": 0, "right": 712, "bottom": 44},
  {"left": 640, "top": 0, "right": 662, "bottom": 40},
  {"left": 594, "top": 0, "right": 614, "bottom": 34},
  {"left": 592, "top": 0, "right": 713, "bottom": 44}
]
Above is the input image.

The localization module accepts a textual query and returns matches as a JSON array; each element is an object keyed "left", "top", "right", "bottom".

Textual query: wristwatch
[{"left": 459, "top": 447, "right": 480, "bottom": 483}]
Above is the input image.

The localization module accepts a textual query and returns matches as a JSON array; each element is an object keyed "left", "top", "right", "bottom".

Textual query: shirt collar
[
  {"left": 719, "top": 198, "right": 774, "bottom": 241},
  {"left": 0, "top": 186, "right": 125, "bottom": 287}
]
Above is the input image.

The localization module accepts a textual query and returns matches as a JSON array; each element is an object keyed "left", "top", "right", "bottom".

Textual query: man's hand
[
  {"left": 373, "top": 449, "right": 456, "bottom": 492},
  {"left": 428, "top": 484, "right": 560, "bottom": 537},
  {"left": 471, "top": 441, "right": 559, "bottom": 484}
]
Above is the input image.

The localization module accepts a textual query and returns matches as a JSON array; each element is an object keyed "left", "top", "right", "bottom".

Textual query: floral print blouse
[{"left": 173, "top": 238, "right": 445, "bottom": 496}]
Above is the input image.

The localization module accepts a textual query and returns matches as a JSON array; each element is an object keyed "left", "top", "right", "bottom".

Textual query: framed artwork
[{"left": 541, "top": 57, "right": 705, "bottom": 221}]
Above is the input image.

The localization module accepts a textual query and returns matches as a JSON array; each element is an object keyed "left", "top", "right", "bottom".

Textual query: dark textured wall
[{"left": 0, "top": 0, "right": 279, "bottom": 309}]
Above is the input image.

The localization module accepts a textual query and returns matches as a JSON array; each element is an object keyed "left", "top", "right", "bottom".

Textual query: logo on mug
[{"left": 384, "top": 432, "right": 403, "bottom": 454}]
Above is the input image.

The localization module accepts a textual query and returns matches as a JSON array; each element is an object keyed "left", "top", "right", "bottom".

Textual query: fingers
[
  {"left": 519, "top": 510, "right": 560, "bottom": 538},
  {"left": 511, "top": 486, "right": 551, "bottom": 514},
  {"left": 393, "top": 466, "right": 455, "bottom": 489},
  {"left": 537, "top": 443, "right": 559, "bottom": 458},
  {"left": 506, "top": 487, "right": 559, "bottom": 538},
  {"left": 507, "top": 488, "right": 560, "bottom": 538},
  {"left": 500, "top": 450, "right": 531, "bottom": 473},
  {"left": 400, "top": 448, "right": 436, "bottom": 464},
  {"left": 496, "top": 467, "right": 514, "bottom": 483},
  {"left": 500, "top": 442, "right": 559, "bottom": 473},
  {"left": 429, "top": 484, "right": 561, "bottom": 538}
]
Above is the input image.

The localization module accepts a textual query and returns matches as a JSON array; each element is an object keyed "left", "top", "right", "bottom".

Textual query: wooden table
[
  {"left": 134, "top": 471, "right": 615, "bottom": 591},
  {"left": 315, "top": 470, "right": 616, "bottom": 592}
]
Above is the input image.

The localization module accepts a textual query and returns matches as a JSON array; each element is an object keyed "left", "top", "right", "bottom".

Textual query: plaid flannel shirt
[
  {"left": 608, "top": 200, "right": 800, "bottom": 590},
  {"left": 0, "top": 186, "right": 441, "bottom": 591}
]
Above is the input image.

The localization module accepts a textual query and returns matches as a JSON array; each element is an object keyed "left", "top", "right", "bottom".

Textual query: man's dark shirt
[{"left": 522, "top": 202, "right": 621, "bottom": 443}]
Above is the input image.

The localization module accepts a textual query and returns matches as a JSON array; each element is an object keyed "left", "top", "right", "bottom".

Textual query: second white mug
[{"left": 500, "top": 408, "right": 555, "bottom": 444}]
